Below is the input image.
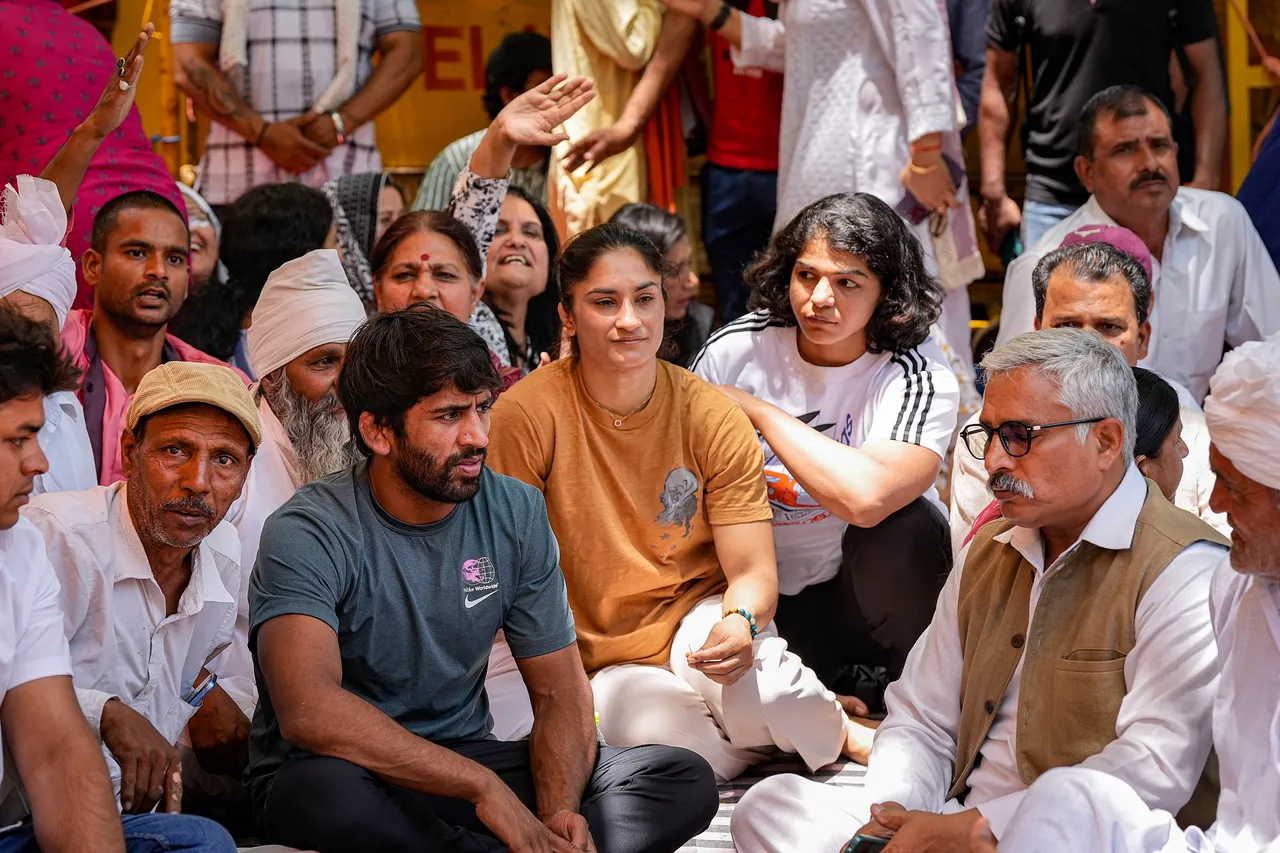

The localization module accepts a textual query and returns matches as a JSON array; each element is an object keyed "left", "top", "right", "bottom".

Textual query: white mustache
[{"left": 988, "top": 473, "right": 1035, "bottom": 500}]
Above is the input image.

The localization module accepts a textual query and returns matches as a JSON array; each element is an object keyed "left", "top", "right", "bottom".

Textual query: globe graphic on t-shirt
[{"left": 462, "top": 557, "right": 495, "bottom": 585}]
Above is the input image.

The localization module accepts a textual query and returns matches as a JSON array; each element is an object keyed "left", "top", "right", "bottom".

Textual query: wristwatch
[
  {"left": 709, "top": 1, "right": 732, "bottom": 31},
  {"left": 186, "top": 672, "right": 218, "bottom": 708}
]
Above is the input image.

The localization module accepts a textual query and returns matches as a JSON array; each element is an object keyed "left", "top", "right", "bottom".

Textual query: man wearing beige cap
[{"left": 20, "top": 361, "right": 260, "bottom": 822}]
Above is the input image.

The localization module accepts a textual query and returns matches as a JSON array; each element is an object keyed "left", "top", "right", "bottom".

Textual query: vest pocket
[
  {"left": 1058, "top": 649, "right": 1127, "bottom": 670},
  {"left": 1048, "top": 655, "right": 1127, "bottom": 763}
]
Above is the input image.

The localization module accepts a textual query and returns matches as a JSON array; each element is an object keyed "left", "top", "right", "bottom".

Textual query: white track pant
[
  {"left": 995, "top": 767, "right": 1201, "bottom": 853},
  {"left": 589, "top": 595, "right": 847, "bottom": 782}
]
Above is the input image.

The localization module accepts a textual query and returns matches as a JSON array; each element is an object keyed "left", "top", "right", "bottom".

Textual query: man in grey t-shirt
[{"left": 246, "top": 306, "right": 718, "bottom": 853}]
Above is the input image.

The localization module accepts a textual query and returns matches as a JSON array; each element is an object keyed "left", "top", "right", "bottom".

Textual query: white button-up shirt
[
  {"left": 21, "top": 483, "right": 240, "bottom": 794},
  {"left": 0, "top": 518, "right": 74, "bottom": 821},
  {"left": 949, "top": 376, "right": 1228, "bottom": 556},
  {"left": 31, "top": 391, "right": 97, "bottom": 498},
  {"left": 868, "top": 465, "right": 1226, "bottom": 838},
  {"left": 996, "top": 189, "right": 1280, "bottom": 403}
]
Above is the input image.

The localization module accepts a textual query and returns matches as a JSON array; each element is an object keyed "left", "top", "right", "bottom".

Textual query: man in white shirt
[
  {"left": 0, "top": 305, "right": 235, "bottom": 852},
  {"left": 953, "top": 233, "right": 1227, "bottom": 553},
  {"left": 995, "top": 86, "right": 1280, "bottom": 403},
  {"left": 730, "top": 329, "right": 1229, "bottom": 853},
  {"left": 22, "top": 361, "right": 261, "bottom": 821},
  {"left": 958, "top": 335, "right": 1280, "bottom": 853}
]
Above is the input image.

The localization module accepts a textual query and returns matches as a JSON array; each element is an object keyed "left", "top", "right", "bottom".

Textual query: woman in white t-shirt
[{"left": 691, "top": 192, "right": 959, "bottom": 713}]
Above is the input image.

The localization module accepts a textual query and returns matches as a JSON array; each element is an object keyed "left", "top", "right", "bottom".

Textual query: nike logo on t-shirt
[{"left": 464, "top": 591, "right": 497, "bottom": 609}]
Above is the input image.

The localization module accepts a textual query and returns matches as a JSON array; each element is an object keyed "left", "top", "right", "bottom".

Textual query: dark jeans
[
  {"left": 701, "top": 162, "right": 778, "bottom": 324},
  {"left": 0, "top": 814, "right": 235, "bottom": 853},
  {"left": 258, "top": 740, "right": 718, "bottom": 853},
  {"left": 773, "top": 497, "right": 952, "bottom": 713}
]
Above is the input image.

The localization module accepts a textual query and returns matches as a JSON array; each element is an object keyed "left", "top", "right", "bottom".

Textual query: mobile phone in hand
[{"left": 842, "top": 833, "right": 889, "bottom": 853}]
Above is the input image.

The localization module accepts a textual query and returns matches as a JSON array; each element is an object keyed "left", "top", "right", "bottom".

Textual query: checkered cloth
[
  {"left": 680, "top": 757, "right": 867, "bottom": 851},
  {"left": 170, "top": 0, "right": 419, "bottom": 205}
]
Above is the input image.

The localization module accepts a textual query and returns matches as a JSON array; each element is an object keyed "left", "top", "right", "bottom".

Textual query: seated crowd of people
[{"left": 2, "top": 19, "right": 1280, "bottom": 853}]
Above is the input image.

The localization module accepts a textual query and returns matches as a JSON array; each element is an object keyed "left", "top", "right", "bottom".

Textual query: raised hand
[
  {"left": 84, "top": 24, "right": 153, "bottom": 139},
  {"left": 494, "top": 74, "right": 597, "bottom": 149}
]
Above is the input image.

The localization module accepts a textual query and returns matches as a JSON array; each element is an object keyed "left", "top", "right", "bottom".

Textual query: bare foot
[
  {"left": 842, "top": 716, "right": 880, "bottom": 765},
  {"left": 836, "top": 693, "right": 869, "bottom": 718}
]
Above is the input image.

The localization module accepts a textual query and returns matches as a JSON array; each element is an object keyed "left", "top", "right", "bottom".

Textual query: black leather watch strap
[{"left": 709, "top": 1, "right": 732, "bottom": 31}]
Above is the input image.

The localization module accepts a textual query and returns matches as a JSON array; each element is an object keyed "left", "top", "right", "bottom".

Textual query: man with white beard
[{"left": 215, "top": 249, "right": 367, "bottom": 716}]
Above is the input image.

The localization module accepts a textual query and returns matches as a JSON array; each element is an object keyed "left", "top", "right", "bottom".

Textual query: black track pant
[
  {"left": 773, "top": 496, "right": 952, "bottom": 711},
  {"left": 258, "top": 739, "right": 718, "bottom": 853}
]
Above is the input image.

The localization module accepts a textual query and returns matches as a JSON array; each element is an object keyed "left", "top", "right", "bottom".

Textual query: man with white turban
[
  {"left": 936, "top": 334, "right": 1280, "bottom": 853},
  {"left": 216, "top": 248, "right": 368, "bottom": 717},
  {"left": 0, "top": 175, "right": 96, "bottom": 496}
]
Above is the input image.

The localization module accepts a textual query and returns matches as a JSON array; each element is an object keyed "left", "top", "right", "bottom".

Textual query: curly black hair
[
  {"left": 0, "top": 303, "right": 83, "bottom": 405},
  {"left": 745, "top": 192, "right": 943, "bottom": 354}
]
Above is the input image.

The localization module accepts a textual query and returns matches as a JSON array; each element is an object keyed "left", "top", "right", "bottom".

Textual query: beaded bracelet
[{"left": 725, "top": 608, "right": 758, "bottom": 640}]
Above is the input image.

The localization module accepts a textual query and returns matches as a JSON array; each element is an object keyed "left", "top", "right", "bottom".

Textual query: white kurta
[
  {"left": 948, "top": 377, "right": 1228, "bottom": 556},
  {"left": 996, "top": 190, "right": 1280, "bottom": 403},
  {"left": 31, "top": 391, "right": 97, "bottom": 497},
  {"left": 731, "top": 465, "right": 1225, "bottom": 853},
  {"left": 734, "top": 0, "right": 957, "bottom": 230},
  {"left": 986, "top": 559, "right": 1280, "bottom": 853},
  {"left": 21, "top": 483, "right": 240, "bottom": 799}
]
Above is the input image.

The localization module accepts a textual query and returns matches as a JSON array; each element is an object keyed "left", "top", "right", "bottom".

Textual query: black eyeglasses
[{"left": 961, "top": 418, "right": 1105, "bottom": 460}]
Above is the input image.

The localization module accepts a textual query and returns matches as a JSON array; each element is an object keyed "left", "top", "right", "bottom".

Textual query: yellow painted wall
[{"left": 113, "top": 0, "right": 551, "bottom": 175}]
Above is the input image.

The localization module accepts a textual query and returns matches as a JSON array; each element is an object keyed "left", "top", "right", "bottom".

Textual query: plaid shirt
[{"left": 170, "top": 0, "right": 419, "bottom": 205}]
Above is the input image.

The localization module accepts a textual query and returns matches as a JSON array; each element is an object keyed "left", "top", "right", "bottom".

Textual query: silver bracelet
[{"left": 329, "top": 111, "right": 347, "bottom": 144}]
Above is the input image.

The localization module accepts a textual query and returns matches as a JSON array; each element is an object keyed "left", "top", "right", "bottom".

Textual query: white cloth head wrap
[
  {"left": 0, "top": 175, "right": 76, "bottom": 330},
  {"left": 248, "top": 249, "right": 367, "bottom": 379},
  {"left": 1203, "top": 334, "right": 1280, "bottom": 490}
]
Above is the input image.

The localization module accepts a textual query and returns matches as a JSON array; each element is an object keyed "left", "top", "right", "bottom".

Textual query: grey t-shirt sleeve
[
  {"left": 502, "top": 491, "right": 577, "bottom": 660},
  {"left": 249, "top": 505, "right": 349, "bottom": 644}
]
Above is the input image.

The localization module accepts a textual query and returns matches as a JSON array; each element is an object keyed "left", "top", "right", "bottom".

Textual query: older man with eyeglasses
[{"left": 730, "top": 328, "right": 1229, "bottom": 853}]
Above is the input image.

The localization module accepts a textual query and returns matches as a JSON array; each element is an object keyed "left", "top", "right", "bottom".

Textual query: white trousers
[
  {"left": 487, "top": 632, "right": 535, "bottom": 741},
  {"left": 731, "top": 773, "right": 982, "bottom": 853},
  {"left": 589, "top": 595, "right": 846, "bottom": 782},
  {"left": 994, "top": 768, "right": 1201, "bottom": 853}
]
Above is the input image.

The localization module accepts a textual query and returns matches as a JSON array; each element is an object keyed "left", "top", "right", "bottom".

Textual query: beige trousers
[{"left": 590, "top": 595, "right": 847, "bottom": 782}]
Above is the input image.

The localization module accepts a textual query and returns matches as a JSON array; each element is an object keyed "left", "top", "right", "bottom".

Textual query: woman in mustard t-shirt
[{"left": 488, "top": 224, "right": 872, "bottom": 781}]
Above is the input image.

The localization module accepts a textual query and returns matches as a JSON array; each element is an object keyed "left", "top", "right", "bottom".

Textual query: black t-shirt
[{"left": 987, "top": 0, "right": 1218, "bottom": 207}]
